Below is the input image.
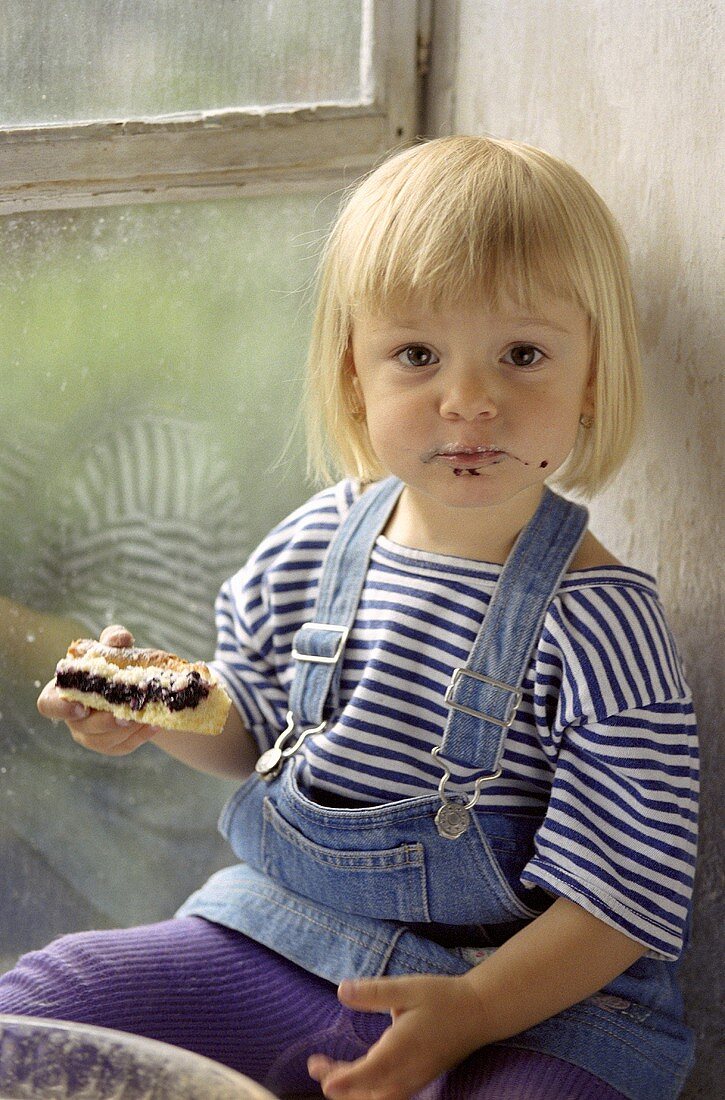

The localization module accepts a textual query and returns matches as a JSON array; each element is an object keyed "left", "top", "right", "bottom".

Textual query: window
[
  {"left": 0, "top": 0, "right": 422, "bottom": 968},
  {"left": 0, "top": 0, "right": 422, "bottom": 213}
]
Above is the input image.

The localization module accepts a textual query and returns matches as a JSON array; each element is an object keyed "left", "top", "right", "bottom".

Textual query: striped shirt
[{"left": 213, "top": 480, "right": 699, "bottom": 961}]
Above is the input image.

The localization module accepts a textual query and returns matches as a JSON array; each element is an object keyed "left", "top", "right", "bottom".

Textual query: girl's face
[{"left": 349, "top": 295, "right": 594, "bottom": 537}]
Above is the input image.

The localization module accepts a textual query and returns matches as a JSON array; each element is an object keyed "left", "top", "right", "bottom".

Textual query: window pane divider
[{"left": 0, "top": 103, "right": 398, "bottom": 214}]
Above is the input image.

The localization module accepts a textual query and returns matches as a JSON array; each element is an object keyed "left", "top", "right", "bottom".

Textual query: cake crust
[{"left": 55, "top": 639, "right": 231, "bottom": 736}]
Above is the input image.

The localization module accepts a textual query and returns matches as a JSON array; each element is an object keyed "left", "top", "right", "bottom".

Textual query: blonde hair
[{"left": 305, "top": 135, "right": 642, "bottom": 497}]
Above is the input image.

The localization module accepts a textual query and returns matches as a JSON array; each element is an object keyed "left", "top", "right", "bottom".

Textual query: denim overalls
[{"left": 179, "top": 478, "right": 695, "bottom": 1099}]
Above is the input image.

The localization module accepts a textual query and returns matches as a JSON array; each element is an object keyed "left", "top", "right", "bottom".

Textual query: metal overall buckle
[
  {"left": 432, "top": 746, "right": 502, "bottom": 839},
  {"left": 432, "top": 668, "right": 519, "bottom": 839},
  {"left": 255, "top": 710, "right": 326, "bottom": 782},
  {"left": 291, "top": 622, "right": 349, "bottom": 664}
]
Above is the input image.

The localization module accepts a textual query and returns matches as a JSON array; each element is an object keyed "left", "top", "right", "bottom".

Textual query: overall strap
[
  {"left": 289, "top": 477, "right": 404, "bottom": 727},
  {"left": 438, "top": 486, "right": 588, "bottom": 775}
]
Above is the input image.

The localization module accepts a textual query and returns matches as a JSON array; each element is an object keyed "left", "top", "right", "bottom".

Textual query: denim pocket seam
[
  {"left": 286, "top": 764, "right": 438, "bottom": 830},
  {"left": 263, "top": 798, "right": 427, "bottom": 872}
]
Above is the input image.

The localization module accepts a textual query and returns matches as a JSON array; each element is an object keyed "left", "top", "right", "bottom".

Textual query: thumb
[{"left": 100, "top": 624, "right": 135, "bottom": 648}]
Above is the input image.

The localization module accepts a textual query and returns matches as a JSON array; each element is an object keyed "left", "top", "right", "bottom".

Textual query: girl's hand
[
  {"left": 307, "top": 973, "right": 484, "bottom": 1100},
  {"left": 36, "top": 624, "right": 160, "bottom": 756}
]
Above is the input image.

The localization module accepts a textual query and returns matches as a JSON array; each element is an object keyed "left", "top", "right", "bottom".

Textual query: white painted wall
[{"left": 427, "top": 1, "right": 723, "bottom": 1093}]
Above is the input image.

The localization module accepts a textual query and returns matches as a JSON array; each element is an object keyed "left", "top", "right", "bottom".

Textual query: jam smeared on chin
[
  {"left": 56, "top": 668, "right": 210, "bottom": 712},
  {"left": 453, "top": 462, "right": 547, "bottom": 475}
]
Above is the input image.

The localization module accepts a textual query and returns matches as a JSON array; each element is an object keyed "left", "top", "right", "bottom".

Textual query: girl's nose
[{"left": 439, "top": 368, "right": 498, "bottom": 421}]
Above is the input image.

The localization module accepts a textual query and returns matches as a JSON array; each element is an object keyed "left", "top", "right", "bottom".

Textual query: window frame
[{"left": 0, "top": 0, "right": 426, "bottom": 215}]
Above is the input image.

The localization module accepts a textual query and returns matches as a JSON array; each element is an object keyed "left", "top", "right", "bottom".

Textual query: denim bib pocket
[{"left": 261, "top": 796, "right": 431, "bottom": 922}]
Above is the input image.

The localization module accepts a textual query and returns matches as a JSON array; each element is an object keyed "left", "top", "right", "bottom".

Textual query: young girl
[{"left": 4, "top": 136, "right": 698, "bottom": 1100}]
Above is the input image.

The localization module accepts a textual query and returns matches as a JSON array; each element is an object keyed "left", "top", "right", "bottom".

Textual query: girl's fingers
[
  {"left": 307, "top": 1054, "right": 335, "bottom": 1081},
  {"left": 308, "top": 1053, "right": 367, "bottom": 1098},
  {"left": 337, "top": 976, "right": 409, "bottom": 1014},
  {"left": 37, "top": 680, "right": 87, "bottom": 721},
  {"left": 38, "top": 683, "right": 156, "bottom": 755},
  {"left": 69, "top": 718, "right": 157, "bottom": 756},
  {"left": 308, "top": 1044, "right": 413, "bottom": 1100}
]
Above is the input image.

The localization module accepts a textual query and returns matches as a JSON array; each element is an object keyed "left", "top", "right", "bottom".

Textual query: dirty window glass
[
  {"left": 0, "top": 192, "right": 336, "bottom": 968},
  {"left": 0, "top": 0, "right": 368, "bottom": 127}
]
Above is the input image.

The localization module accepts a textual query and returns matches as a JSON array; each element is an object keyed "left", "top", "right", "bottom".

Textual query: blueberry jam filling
[{"left": 56, "top": 668, "right": 210, "bottom": 712}]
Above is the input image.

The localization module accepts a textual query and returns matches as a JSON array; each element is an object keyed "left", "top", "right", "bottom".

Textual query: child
[{"left": 4, "top": 136, "right": 698, "bottom": 1100}]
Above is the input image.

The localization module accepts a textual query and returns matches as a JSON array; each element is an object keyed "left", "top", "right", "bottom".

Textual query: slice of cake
[{"left": 55, "top": 639, "right": 231, "bottom": 736}]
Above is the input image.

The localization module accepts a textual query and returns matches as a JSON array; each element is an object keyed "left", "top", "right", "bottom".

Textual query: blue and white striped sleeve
[
  {"left": 523, "top": 580, "right": 699, "bottom": 961},
  {"left": 210, "top": 484, "right": 348, "bottom": 752},
  {"left": 211, "top": 561, "right": 288, "bottom": 752}
]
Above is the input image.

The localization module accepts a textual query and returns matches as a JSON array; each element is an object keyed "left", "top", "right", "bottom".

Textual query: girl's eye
[
  {"left": 504, "top": 345, "right": 545, "bottom": 368},
  {"left": 396, "top": 345, "right": 438, "bottom": 369}
]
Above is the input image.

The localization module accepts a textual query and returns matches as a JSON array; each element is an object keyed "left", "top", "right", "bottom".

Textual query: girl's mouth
[
  {"left": 431, "top": 447, "right": 507, "bottom": 469},
  {"left": 424, "top": 446, "right": 549, "bottom": 475}
]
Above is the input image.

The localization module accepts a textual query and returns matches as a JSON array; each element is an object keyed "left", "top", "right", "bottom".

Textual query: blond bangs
[{"left": 327, "top": 140, "right": 593, "bottom": 320}]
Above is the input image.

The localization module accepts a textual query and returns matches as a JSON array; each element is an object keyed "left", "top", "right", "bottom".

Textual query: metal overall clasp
[
  {"left": 255, "top": 710, "right": 326, "bottom": 781},
  {"left": 433, "top": 667, "right": 520, "bottom": 839},
  {"left": 432, "top": 746, "right": 502, "bottom": 839}
]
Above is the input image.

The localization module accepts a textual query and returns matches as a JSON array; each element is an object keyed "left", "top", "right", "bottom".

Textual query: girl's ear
[
  {"left": 343, "top": 341, "right": 356, "bottom": 378},
  {"left": 581, "top": 366, "right": 596, "bottom": 420},
  {"left": 343, "top": 343, "right": 366, "bottom": 422}
]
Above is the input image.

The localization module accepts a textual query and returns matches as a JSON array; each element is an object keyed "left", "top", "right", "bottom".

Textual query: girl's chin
[{"left": 409, "top": 469, "right": 549, "bottom": 511}]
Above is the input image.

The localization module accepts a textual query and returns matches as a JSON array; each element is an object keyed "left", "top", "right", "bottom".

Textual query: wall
[{"left": 427, "top": 1, "right": 723, "bottom": 1094}]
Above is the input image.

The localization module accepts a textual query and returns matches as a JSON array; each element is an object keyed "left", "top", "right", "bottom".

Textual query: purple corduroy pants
[{"left": 0, "top": 916, "right": 625, "bottom": 1098}]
